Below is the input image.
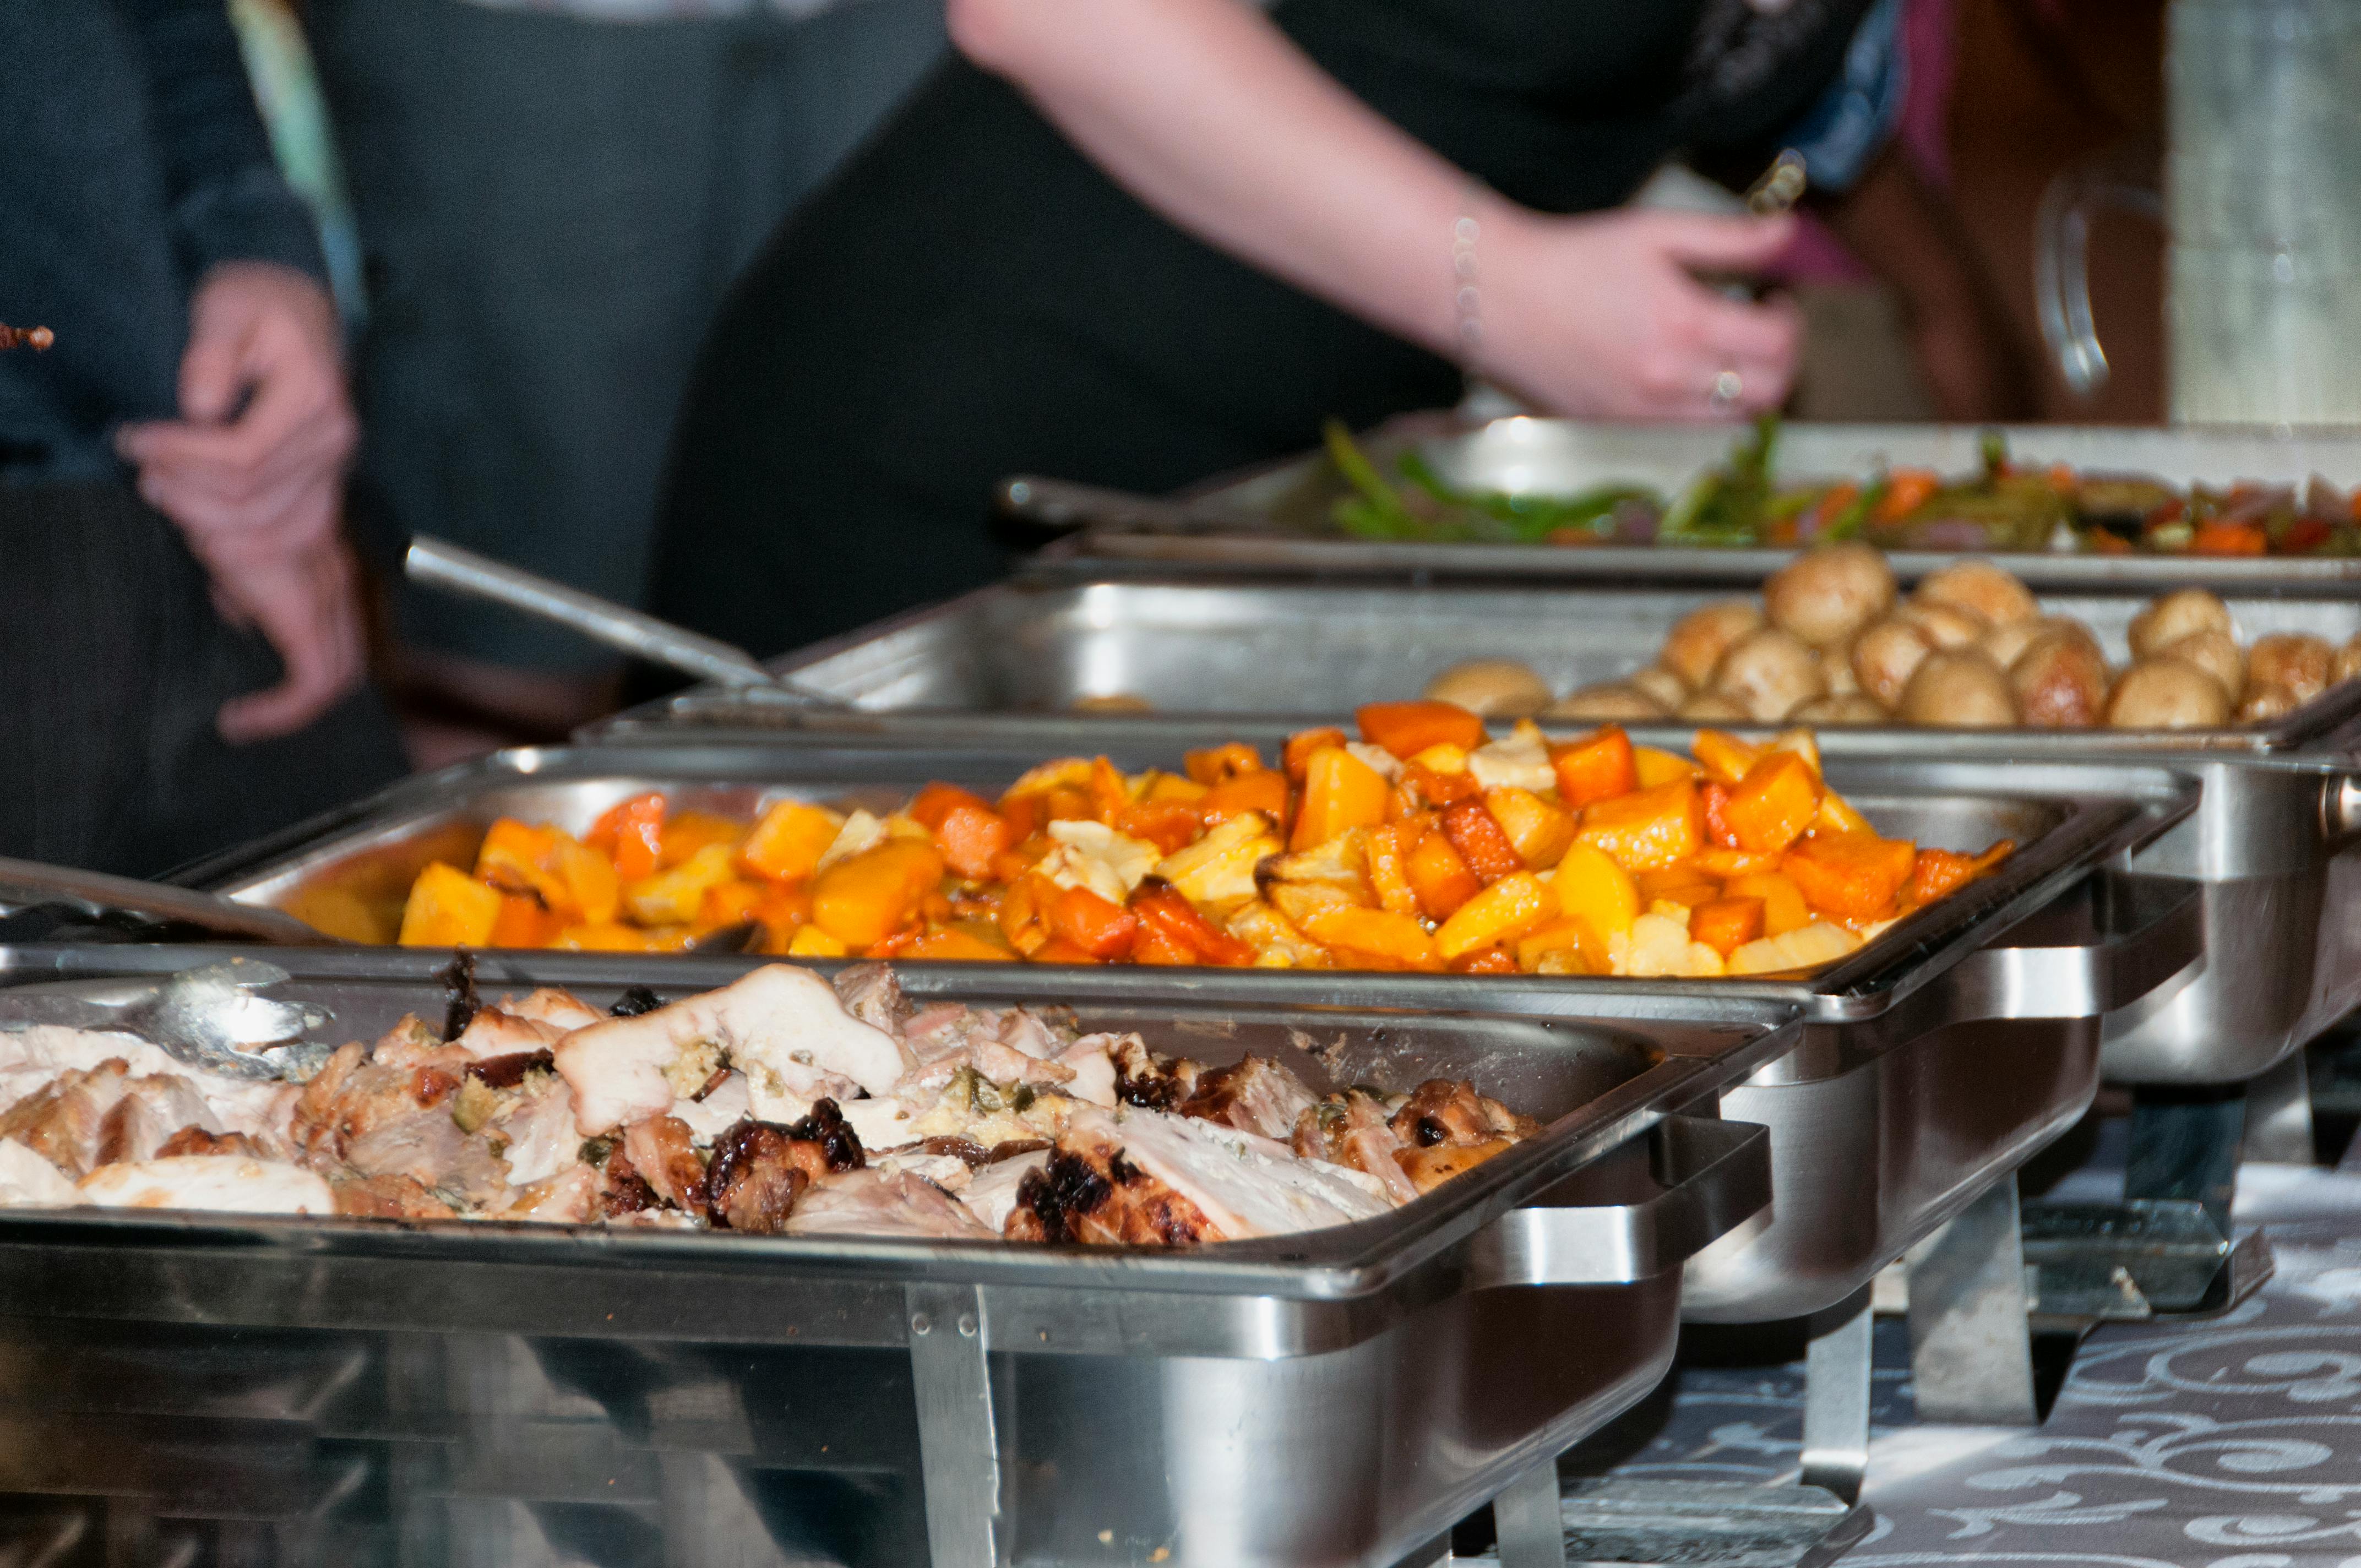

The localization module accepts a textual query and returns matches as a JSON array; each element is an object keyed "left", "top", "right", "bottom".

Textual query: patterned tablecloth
[{"left": 1571, "top": 1156, "right": 2361, "bottom": 1568}]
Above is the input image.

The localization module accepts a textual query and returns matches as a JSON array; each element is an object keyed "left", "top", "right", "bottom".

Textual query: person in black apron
[
  {"left": 0, "top": 2, "right": 405, "bottom": 878},
  {"left": 649, "top": 0, "right": 1935, "bottom": 657}
]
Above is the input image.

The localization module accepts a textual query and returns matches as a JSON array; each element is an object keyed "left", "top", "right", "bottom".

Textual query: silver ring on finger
[{"left": 1707, "top": 368, "right": 1744, "bottom": 415}]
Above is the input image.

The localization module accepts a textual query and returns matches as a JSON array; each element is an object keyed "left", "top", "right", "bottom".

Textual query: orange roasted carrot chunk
[
  {"left": 1552, "top": 725, "right": 1637, "bottom": 809},
  {"left": 1047, "top": 886, "right": 1142, "bottom": 960},
  {"left": 935, "top": 802, "right": 1015, "bottom": 882},
  {"left": 1449, "top": 948, "right": 1520, "bottom": 976},
  {"left": 1283, "top": 727, "right": 1352, "bottom": 782},
  {"left": 1357, "top": 700, "right": 1487, "bottom": 760},
  {"left": 900, "top": 925, "right": 1013, "bottom": 961},
  {"left": 1405, "top": 829, "right": 1482, "bottom": 921},
  {"left": 909, "top": 782, "right": 995, "bottom": 832},
  {"left": 489, "top": 893, "right": 564, "bottom": 949},
  {"left": 1782, "top": 834, "right": 1917, "bottom": 921},
  {"left": 1689, "top": 897, "right": 1765, "bottom": 957},
  {"left": 1133, "top": 883, "right": 1255, "bottom": 966},
  {"left": 586, "top": 792, "right": 666, "bottom": 882},
  {"left": 1439, "top": 799, "right": 1527, "bottom": 884},
  {"left": 1723, "top": 752, "right": 1823, "bottom": 856}
]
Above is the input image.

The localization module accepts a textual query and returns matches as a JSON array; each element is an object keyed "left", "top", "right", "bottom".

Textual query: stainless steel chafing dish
[
  {"left": 0, "top": 949, "right": 1783, "bottom": 1568},
  {"left": 585, "top": 574, "right": 2361, "bottom": 1093},
  {"left": 164, "top": 743, "right": 2201, "bottom": 1335},
  {"left": 1060, "top": 416, "right": 2361, "bottom": 592}
]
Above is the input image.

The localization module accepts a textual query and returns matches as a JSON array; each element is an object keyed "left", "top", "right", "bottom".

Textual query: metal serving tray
[
  {"left": 167, "top": 743, "right": 2201, "bottom": 1331},
  {"left": 1069, "top": 416, "right": 2361, "bottom": 592},
  {"left": 0, "top": 950, "right": 1785, "bottom": 1568},
  {"left": 591, "top": 576, "right": 2361, "bottom": 755},
  {"left": 584, "top": 576, "right": 2361, "bottom": 1090}
]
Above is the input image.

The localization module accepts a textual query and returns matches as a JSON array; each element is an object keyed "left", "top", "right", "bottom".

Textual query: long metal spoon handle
[
  {"left": 0, "top": 857, "right": 340, "bottom": 946},
  {"left": 997, "top": 476, "right": 1257, "bottom": 535},
  {"left": 405, "top": 535, "right": 780, "bottom": 690}
]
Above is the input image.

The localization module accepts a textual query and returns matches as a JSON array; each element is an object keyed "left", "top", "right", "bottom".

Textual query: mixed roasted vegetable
[
  {"left": 1325, "top": 417, "right": 2361, "bottom": 557},
  {"left": 391, "top": 712, "right": 2011, "bottom": 980}
]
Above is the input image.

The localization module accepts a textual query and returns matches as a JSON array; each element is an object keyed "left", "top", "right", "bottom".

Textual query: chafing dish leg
[
  {"left": 907, "top": 1282, "right": 1007, "bottom": 1568},
  {"left": 2125, "top": 1086, "right": 2247, "bottom": 1235},
  {"left": 1797, "top": 1284, "right": 1873, "bottom": 1505},
  {"left": 2242, "top": 1052, "right": 2316, "bottom": 1165},
  {"left": 1905, "top": 1177, "right": 2037, "bottom": 1427},
  {"left": 1491, "top": 1457, "right": 1569, "bottom": 1568}
]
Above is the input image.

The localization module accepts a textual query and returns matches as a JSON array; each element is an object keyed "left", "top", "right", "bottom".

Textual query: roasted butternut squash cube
[
  {"left": 1724, "top": 752, "right": 1824, "bottom": 855},
  {"left": 1404, "top": 829, "right": 1482, "bottom": 921},
  {"left": 1357, "top": 699, "right": 1487, "bottom": 760},
  {"left": 1292, "top": 746, "right": 1390, "bottom": 850},
  {"left": 1434, "top": 872, "right": 1553, "bottom": 960},
  {"left": 1483, "top": 786, "right": 1576, "bottom": 869},
  {"left": 810, "top": 839, "right": 947, "bottom": 949},
  {"left": 1689, "top": 896, "right": 1766, "bottom": 957},
  {"left": 1551, "top": 725, "right": 1637, "bottom": 809},
  {"left": 624, "top": 843, "right": 742, "bottom": 927},
  {"left": 1722, "top": 870, "right": 1812, "bottom": 937},
  {"left": 1690, "top": 729, "right": 1762, "bottom": 787},
  {"left": 1301, "top": 906, "right": 1442, "bottom": 969},
  {"left": 1631, "top": 747, "right": 1704, "bottom": 787},
  {"left": 1575, "top": 778, "right": 1703, "bottom": 872},
  {"left": 1555, "top": 842, "right": 1640, "bottom": 939},
  {"left": 740, "top": 799, "right": 844, "bottom": 884},
  {"left": 399, "top": 863, "right": 504, "bottom": 948},
  {"left": 1782, "top": 834, "right": 1917, "bottom": 921}
]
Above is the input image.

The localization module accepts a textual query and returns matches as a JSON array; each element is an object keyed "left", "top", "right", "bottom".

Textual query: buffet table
[{"left": 1560, "top": 1133, "right": 2361, "bottom": 1568}]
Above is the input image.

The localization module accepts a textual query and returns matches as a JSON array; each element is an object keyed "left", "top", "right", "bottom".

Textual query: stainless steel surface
[
  {"left": 596, "top": 577, "right": 2361, "bottom": 752},
  {"left": 1532, "top": 1480, "right": 1869, "bottom": 1568},
  {"left": 0, "top": 954, "right": 1777, "bottom": 1568},
  {"left": 1798, "top": 1289, "right": 1873, "bottom": 1505},
  {"left": 1903, "top": 1178, "right": 2037, "bottom": 1426},
  {"left": 1489, "top": 1460, "right": 1566, "bottom": 1568},
  {"left": 1067, "top": 417, "right": 2361, "bottom": 592},
  {"left": 0, "top": 852, "right": 339, "bottom": 945},
  {"left": 2242, "top": 1049, "right": 2316, "bottom": 1163},
  {"left": 405, "top": 536, "right": 841, "bottom": 703}
]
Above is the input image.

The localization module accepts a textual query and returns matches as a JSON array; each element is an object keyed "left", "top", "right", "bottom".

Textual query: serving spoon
[
  {"left": 0, "top": 959, "right": 333, "bottom": 1080},
  {"left": 404, "top": 536, "right": 847, "bottom": 706}
]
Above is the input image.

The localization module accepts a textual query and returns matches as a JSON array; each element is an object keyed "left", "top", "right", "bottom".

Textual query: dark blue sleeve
[{"left": 116, "top": 0, "right": 327, "bottom": 285}]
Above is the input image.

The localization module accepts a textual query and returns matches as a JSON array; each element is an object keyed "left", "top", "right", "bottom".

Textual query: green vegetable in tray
[{"left": 1315, "top": 416, "right": 2360, "bottom": 557}]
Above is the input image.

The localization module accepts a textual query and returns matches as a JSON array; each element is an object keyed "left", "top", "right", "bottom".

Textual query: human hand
[
  {"left": 1476, "top": 207, "right": 1804, "bottom": 421},
  {"left": 115, "top": 262, "right": 365, "bottom": 741}
]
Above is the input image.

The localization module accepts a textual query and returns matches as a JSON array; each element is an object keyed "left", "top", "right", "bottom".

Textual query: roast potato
[
  {"left": 1789, "top": 694, "right": 1889, "bottom": 726},
  {"left": 1070, "top": 693, "right": 1155, "bottom": 714},
  {"left": 2244, "top": 632, "right": 2335, "bottom": 704},
  {"left": 1423, "top": 659, "right": 1553, "bottom": 717},
  {"left": 1547, "top": 683, "right": 1669, "bottom": 721},
  {"left": 2159, "top": 629, "right": 2243, "bottom": 700},
  {"left": 1710, "top": 628, "right": 1826, "bottom": 722},
  {"left": 1896, "top": 602, "right": 1985, "bottom": 650},
  {"left": 2235, "top": 685, "right": 2302, "bottom": 724},
  {"left": 1849, "top": 617, "right": 1935, "bottom": 709},
  {"left": 2105, "top": 658, "right": 2232, "bottom": 728},
  {"left": 1677, "top": 692, "right": 1750, "bottom": 721},
  {"left": 1915, "top": 560, "right": 2037, "bottom": 627},
  {"left": 2335, "top": 635, "right": 2361, "bottom": 686},
  {"left": 1661, "top": 600, "right": 1766, "bottom": 690},
  {"left": 2129, "top": 589, "right": 2233, "bottom": 660},
  {"left": 2009, "top": 630, "right": 2110, "bottom": 728},
  {"left": 1818, "top": 644, "right": 1862, "bottom": 696},
  {"left": 1897, "top": 650, "right": 2017, "bottom": 727},
  {"left": 1629, "top": 666, "right": 1690, "bottom": 710},
  {"left": 1762, "top": 542, "right": 1897, "bottom": 647}
]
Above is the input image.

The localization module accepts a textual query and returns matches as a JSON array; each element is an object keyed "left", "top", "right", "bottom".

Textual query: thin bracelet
[{"left": 1451, "top": 182, "right": 1484, "bottom": 366}]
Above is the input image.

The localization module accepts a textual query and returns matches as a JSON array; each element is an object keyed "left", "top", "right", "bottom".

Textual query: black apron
[{"left": 649, "top": 0, "right": 1870, "bottom": 658}]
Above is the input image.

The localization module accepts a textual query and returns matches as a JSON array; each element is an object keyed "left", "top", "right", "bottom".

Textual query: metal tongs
[
  {"left": 0, "top": 960, "right": 334, "bottom": 1081},
  {"left": 403, "top": 536, "right": 845, "bottom": 706}
]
